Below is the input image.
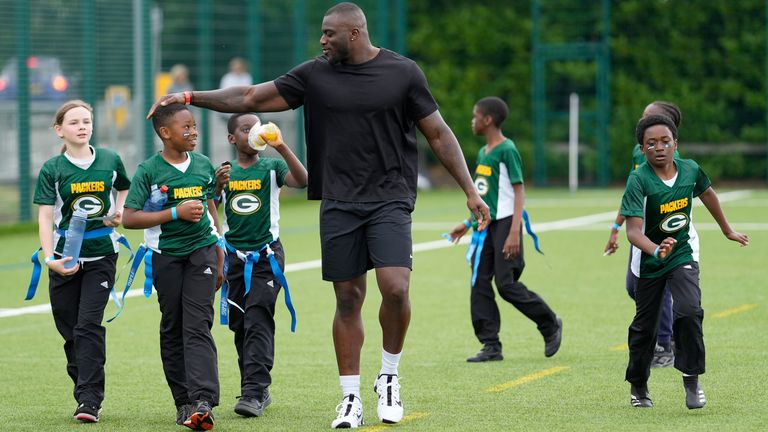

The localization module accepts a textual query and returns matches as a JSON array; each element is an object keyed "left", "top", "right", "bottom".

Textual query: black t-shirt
[{"left": 274, "top": 48, "right": 438, "bottom": 201}]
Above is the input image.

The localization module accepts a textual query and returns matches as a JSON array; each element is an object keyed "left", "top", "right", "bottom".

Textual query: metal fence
[{"left": 0, "top": 0, "right": 406, "bottom": 222}]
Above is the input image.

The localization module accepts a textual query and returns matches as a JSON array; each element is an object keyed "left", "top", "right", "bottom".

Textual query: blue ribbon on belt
[
  {"left": 522, "top": 209, "right": 544, "bottom": 254},
  {"left": 225, "top": 240, "right": 297, "bottom": 332},
  {"left": 26, "top": 227, "right": 131, "bottom": 309},
  {"left": 465, "top": 229, "right": 488, "bottom": 288}
]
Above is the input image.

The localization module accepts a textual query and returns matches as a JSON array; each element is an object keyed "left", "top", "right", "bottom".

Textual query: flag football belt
[
  {"left": 223, "top": 239, "right": 297, "bottom": 332},
  {"left": 26, "top": 227, "right": 133, "bottom": 319},
  {"left": 118, "top": 238, "right": 229, "bottom": 323},
  {"left": 464, "top": 210, "right": 544, "bottom": 288}
]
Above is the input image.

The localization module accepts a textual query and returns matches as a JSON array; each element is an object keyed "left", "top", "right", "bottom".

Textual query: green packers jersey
[
  {"left": 631, "top": 144, "right": 680, "bottom": 172},
  {"left": 125, "top": 152, "right": 218, "bottom": 257},
  {"left": 473, "top": 138, "right": 523, "bottom": 221},
  {"left": 620, "top": 159, "right": 711, "bottom": 278},
  {"left": 222, "top": 158, "right": 289, "bottom": 251},
  {"left": 33, "top": 147, "right": 130, "bottom": 257}
]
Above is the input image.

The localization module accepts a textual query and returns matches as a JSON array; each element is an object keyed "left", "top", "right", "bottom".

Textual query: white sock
[
  {"left": 380, "top": 349, "right": 401, "bottom": 376},
  {"left": 340, "top": 375, "right": 360, "bottom": 399}
]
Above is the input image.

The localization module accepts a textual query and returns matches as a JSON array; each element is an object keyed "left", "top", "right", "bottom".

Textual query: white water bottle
[{"left": 62, "top": 209, "right": 87, "bottom": 270}]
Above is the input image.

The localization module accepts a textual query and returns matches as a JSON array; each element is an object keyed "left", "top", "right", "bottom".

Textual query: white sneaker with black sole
[
  {"left": 331, "top": 394, "right": 364, "bottom": 429},
  {"left": 374, "top": 374, "right": 403, "bottom": 423}
]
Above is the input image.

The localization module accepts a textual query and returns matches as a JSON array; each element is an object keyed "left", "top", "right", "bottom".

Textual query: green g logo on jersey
[
  {"left": 474, "top": 177, "right": 489, "bottom": 196},
  {"left": 72, "top": 195, "right": 104, "bottom": 216},
  {"left": 660, "top": 212, "right": 689, "bottom": 233},
  {"left": 231, "top": 193, "right": 261, "bottom": 215}
]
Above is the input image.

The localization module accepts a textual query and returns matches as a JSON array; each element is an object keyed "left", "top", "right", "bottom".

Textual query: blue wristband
[
  {"left": 653, "top": 245, "right": 660, "bottom": 258},
  {"left": 463, "top": 219, "right": 472, "bottom": 228},
  {"left": 214, "top": 194, "right": 221, "bottom": 202},
  {"left": 171, "top": 206, "right": 178, "bottom": 221},
  {"left": 44, "top": 255, "right": 55, "bottom": 264},
  {"left": 612, "top": 223, "right": 621, "bottom": 231}
]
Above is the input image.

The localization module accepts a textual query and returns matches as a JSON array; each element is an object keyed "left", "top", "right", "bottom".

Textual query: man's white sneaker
[
  {"left": 374, "top": 374, "right": 403, "bottom": 424},
  {"left": 331, "top": 394, "right": 364, "bottom": 429}
]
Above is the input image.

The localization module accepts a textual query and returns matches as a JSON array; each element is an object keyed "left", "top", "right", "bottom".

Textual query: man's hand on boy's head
[
  {"left": 176, "top": 200, "right": 205, "bottom": 223},
  {"left": 146, "top": 93, "right": 185, "bottom": 119}
]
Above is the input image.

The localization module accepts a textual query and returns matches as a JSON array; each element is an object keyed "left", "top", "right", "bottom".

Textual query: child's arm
[
  {"left": 123, "top": 200, "right": 205, "bottom": 229},
  {"left": 503, "top": 183, "right": 525, "bottom": 259},
  {"left": 626, "top": 216, "right": 677, "bottom": 259},
  {"left": 697, "top": 187, "right": 749, "bottom": 246},
  {"left": 263, "top": 126, "right": 308, "bottom": 188},
  {"left": 104, "top": 189, "right": 128, "bottom": 227},
  {"left": 38, "top": 205, "right": 78, "bottom": 275},
  {"left": 604, "top": 210, "right": 626, "bottom": 255},
  {"left": 206, "top": 198, "right": 225, "bottom": 289},
  {"left": 448, "top": 218, "right": 472, "bottom": 244},
  {"left": 213, "top": 162, "right": 231, "bottom": 209}
]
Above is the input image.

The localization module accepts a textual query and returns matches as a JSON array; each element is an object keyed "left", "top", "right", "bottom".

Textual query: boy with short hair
[
  {"left": 449, "top": 96, "right": 562, "bottom": 362},
  {"left": 122, "top": 104, "right": 224, "bottom": 431},
  {"left": 214, "top": 113, "right": 307, "bottom": 418},
  {"left": 622, "top": 114, "right": 748, "bottom": 409}
]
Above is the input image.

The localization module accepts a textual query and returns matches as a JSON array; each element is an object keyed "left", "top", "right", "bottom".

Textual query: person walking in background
[
  {"left": 148, "top": 2, "right": 489, "bottom": 428},
  {"left": 168, "top": 64, "right": 194, "bottom": 95},
  {"left": 122, "top": 104, "right": 224, "bottom": 431},
  {"left": 214, "top": 113, "right": 307, "bottom": 418},
  {"left": 448, "top": 97, "right": 562, "bottom": 363},
  {"left": 33, "top": 100, "right": 131, "bottom": 423},
  {"left": 605, "top": 101, "right": 684, "bottom": 368},
  {"left": 622, "top": 114, "right": 748, "bottom": 410},
  {"left": 219, "top": 57, "right": 253, "bottom": 89}
]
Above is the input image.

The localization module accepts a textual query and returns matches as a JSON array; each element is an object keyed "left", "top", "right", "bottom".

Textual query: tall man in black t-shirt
[{"left": 149, "top": 2, "right": 489, "bottom": 428}]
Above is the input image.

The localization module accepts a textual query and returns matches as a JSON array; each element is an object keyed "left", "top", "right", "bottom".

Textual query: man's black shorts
[{"left": 319, "top": 198, "right": 414, "bottom": 281}]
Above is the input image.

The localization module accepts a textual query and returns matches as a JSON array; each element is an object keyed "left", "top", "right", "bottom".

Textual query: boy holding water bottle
[
  {"left": 122, "top": 104, "right": 224, "bottom": 430},
  {"left": 34, "top": 100, "right": 131, "bottom": 423},
  {"left": 214, "top": 113, "right": 306, "bottom": 418}
]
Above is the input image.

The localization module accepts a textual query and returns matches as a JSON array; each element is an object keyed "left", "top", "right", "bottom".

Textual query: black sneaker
[
  {"left": 184, "top": 400, "right": 215, "bottom": 431},
  {"left": 683, "top": 376, "right": 706, "bottom": 409},
  {"left": 544, "top": 317, "right": 563, "bottom": 357},
  {"left": 650, "top": 343, "right": 674, "bottom": 368},
  {"left": 176, "top": 403, "right": 195, "bottom": 425},
  {"left": 630, "top": 384, "right": 653, "bottom": 408},
  {"left": 74, "top": 402, "right": 102, "bottom": 423},
  {"left": 467, "top": 344, "right": 503, "bottom": 362},
  {"left": 234, "top": 389, "right": 272, "bottom": 417}
]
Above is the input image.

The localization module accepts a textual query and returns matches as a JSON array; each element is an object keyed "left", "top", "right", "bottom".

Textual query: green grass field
[{"left": 1, "top": 188, "right": 766, "bottom": 431}]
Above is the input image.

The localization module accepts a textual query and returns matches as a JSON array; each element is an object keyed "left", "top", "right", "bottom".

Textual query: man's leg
[{"left": 333, "top": 275, "right": 368, "bottom": 376}]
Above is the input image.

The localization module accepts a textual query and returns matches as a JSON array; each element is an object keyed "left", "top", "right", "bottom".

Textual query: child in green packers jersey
[
  {"left": 214, "top": 113, "right": 307, "bottom": 418},
  {"left": 448, "top": 97, "right": 562, "bottom": 363},
  {"left": 621, "top": 114, "right": 748, "bottom": 410},
  {"left": 605, "top": 101, "right": 683, "bottom": 369},
  {"left": 122, "top": 104, "right": 224, "bottom": 430},
  {"left": 34, "top": 100, "right": 131, "bottom": 423}
]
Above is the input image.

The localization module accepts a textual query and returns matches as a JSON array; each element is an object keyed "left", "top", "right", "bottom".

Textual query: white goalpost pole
[{"left": 568, "top": 92, "right": 579, "bottom": 193}]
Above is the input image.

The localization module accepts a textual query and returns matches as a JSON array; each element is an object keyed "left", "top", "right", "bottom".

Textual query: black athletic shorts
[{"left": 319, "top": 198, "right": 414, "bottom": 281}]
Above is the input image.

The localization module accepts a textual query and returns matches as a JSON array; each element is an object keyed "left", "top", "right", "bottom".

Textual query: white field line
[{"left": 1, "top": 190, "right": 753, "bottom": 319}]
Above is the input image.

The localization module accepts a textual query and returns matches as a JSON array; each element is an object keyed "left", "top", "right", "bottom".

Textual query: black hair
[
  {"left": 152, "top": 104, "right": 189, "bottom": 135},
  {"left": 227, "top": 113, "right": 260, "bottom": 134},
  {"left": 475, "top": 96, "right": 508, "bottom": 128},
  {"left": 635, "top": 114, "right": 678, "bottom": 146},
  {"left": 648, "top": 100, "right": 682, "bottom": 127}
]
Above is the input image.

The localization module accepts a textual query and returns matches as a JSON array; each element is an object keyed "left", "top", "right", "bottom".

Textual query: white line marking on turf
[{"left": 2, "top": 190, "right": 753, "bottom": 319}]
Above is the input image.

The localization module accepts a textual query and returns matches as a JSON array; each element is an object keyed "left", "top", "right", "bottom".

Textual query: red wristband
[{"left": 184, "top": 91, "right": 192, "bottom": 105}]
